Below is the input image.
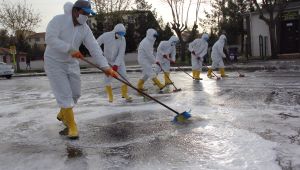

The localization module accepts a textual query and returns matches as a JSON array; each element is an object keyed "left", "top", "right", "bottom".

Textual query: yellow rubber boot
[
  {"left": 152, "top": 77, "right": 165, "bottom": 90},
  {"left": 57, "top": 108, "right": 67, "bottom": 126},
  {"left": 121, "top": 84, "right": 132, "bottom": 102},
  {"left": 164, "top": 72, "right": 173, "bottom": 85},
  {"left": 57, "top": 108, "right": 63, "bottom": 121},
  {"left": 105, "top": 86, "right": 113, "bottom": 103},
  {"left": 62, "top": 108, "right": 78, "bottom": 139},
  {"left": 207, "top": 68, "right": 213, "bottom": 78},
  {"left": 220, "top": 68, "right": 228, "bottom": 77},
  {"left": 137, "top": 79, "right": 146, "bottom": 95},
  {"left": 192, "top": 70, "right": 196, "bottom": 79},
  {"left": 195, "top": 70, "right": 202, "bottom": 80},
  {"left": 137, "top": 79, "right": 145, "bottom": 91}
]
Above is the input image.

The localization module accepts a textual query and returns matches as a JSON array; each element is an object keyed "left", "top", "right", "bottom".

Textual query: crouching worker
[
  {"left": 97, "top": 23, "right": 132, "bottom": 103},
  {"left": 188, "top": 33, "right": 209, "bottom": 80},
  {"left": 137, "top": 29, "right": 165, "bottom": 92},
  {"left": 155, "top": 36, "right": 179, "bottom": 86},
  {"left": 44, "top": 0, "right": 117, "bottom": 139},
  {"left": 207, "top": 34, "right": 228, "bottom": 78}
]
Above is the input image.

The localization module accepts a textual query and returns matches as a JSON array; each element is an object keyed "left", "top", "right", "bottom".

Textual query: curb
[{"left": 12, "top": 64, "right": 300, "bottom": 77}]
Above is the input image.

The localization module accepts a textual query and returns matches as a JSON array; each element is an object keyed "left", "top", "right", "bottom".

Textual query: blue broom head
[
  {"left": 182, "top": 109, "right": 192, "bottom": 118},
  {"left": 182, "top": 111, "right": 191, "bottom": 119},
  {"left": 172, "top": 109, "right": 192, "bottom": 123}
]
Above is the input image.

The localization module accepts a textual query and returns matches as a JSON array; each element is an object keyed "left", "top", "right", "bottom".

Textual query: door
[{"left": 280, "top": 20, "right": 299, "bottom": 53}]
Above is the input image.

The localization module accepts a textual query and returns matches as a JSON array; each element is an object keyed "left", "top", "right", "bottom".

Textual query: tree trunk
[
  {"left": 174, "top": 31, "right": 186, "bottom": 62},
  {"left": 241, "top": 29, "right": 244, "bottom": 54},
  {"left": 180, "top": 41, "right": 186, "bottom": 62},
  {"left": 269, "top": 23, "right": 278, "bottom": 59},
  {"left": 16, "top": 54, "right": 20, "bottom": 72}
]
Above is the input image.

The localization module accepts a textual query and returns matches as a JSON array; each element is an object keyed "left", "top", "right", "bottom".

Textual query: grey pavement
[{"left": 1, "top": 70, "right": 300, "bottom": 169}]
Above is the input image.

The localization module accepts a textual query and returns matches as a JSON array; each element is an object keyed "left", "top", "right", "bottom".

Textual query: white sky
[{"left": 6, "top": 0, "right": 211, "bottom": 32}]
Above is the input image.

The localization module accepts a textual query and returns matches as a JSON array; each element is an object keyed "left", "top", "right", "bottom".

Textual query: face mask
[
  {"left": 115, "top": 34, "right": 121, "bottom": 39},
  {"left": 116, "top": 31, "right": 126, "bottom": 37},
  {"left": 115, "top": 31, "right": 126, "bottom": 39},
  {"left": 77, "top": 14, "right": 88, "bottom": 25}
]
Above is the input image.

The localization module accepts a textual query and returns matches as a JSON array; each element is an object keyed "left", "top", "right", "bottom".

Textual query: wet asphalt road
[{"left": 0, "top": 70, "right": 299, "bottom": 170}]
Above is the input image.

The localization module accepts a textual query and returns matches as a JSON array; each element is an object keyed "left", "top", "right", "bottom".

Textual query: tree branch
[{"left": 252, "top": 0, "right": 270, "bottom": 24}]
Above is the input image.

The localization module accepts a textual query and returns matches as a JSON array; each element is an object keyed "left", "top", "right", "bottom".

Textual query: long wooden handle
[
  {"left": 176, "top": 65, "right": 194, "bottom": 79},
  {"left": 81, "top": 58, "right": 180, "bottom": 115},
  {"left": 157, "top": 63, "right": 178, "bottom": 90}
]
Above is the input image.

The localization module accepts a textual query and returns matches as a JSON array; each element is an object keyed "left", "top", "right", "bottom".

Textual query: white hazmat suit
[
  {"left": 155, "top": 36, "right": 179, "bottom": 85},
  {"left": 44, "top": 1, "right": 110, "bottom": 139},
  {"left": 137, "top": 29, "right": 165, "bottom": 91},
  {"left": 97, "top": 23, "right": 131, "bottom": 102},
  {"left": 44, "top": 2, "right": 108, "bottom": 108},
  {"left": 208, "top": 34, "right": 228, "bottom": 77},
  {"left": 188, "top": 33, "right": 209, "bottom": 80}
]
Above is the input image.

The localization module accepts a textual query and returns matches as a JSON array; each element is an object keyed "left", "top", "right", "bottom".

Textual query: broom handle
[
  {"left": 157, "top": 63, "right": 178, "bottom": 90},
  {"left": 202, "top": 62, "right": 220, "bottom": 78},
  {"left": 176, "top": 65, "right": 195, "bottom": 79},
  {"left": 81, "top": 57, "right": 180, "bottom": 115},
  {"left": 193, "top": 54, "right": 220, "bottom": 79},
  {"left": 165, "top": 57, "right": 194, "bottom": 79},
  {"left": 108, "top": 63, "right": 132, "bottom": 85},
  {"left": 224, "top": 59, "right": 243, "bottom": 75}
]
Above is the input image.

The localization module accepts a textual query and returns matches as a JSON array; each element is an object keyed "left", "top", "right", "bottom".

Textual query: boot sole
[
  {"left": 68, "top": 136, "right": 79, "bottom": 140},
  {"left": 59, "top": 129, "right": 79, "bottom": 140},
  {"left": 122, "top": 97, "right": 133, "bottom": 102}
]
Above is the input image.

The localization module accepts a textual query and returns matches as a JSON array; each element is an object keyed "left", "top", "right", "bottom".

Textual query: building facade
[
  {"left": 0, "top": 47, "right": 27, "bottom": 64},
  {"left": 27, "top": 32, "right": 46, "bottom": 50},
  {"left": 245, "top": 1, "right": 300, "bottom": 57}
]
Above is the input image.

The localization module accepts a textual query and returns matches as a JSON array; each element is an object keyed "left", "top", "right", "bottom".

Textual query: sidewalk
[{"left": 13, "top": 59, "right": 300, "bottom": 77}]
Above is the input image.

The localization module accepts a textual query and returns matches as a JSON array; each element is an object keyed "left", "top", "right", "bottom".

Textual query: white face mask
[
  {"left": 77, "top": 14, "right": 88, "bottom": 25},
  {"left": 115, "top": 34, "right": 121, "bottom": 39}
]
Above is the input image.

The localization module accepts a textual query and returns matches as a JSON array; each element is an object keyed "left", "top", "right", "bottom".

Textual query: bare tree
[
  {"left": 189, "top": 0, "right": 203, "bottom": 41},
  {"left": 0, "top": 0, "right": 41, "bottom": 72},
  {"left": 92, "top": 0, "right": 133, "bottom": 13},
  {"left": 162, "top": 0, "right": 204, "bottom": 62},
  {"left": 252, "top": 0, "right": 288, "bottom": 58},
  {"left": 134, "top": 0, "right": 152, "bottom": 10}
]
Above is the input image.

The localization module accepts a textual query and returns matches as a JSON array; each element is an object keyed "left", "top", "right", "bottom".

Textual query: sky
[{"left": 6, "top": 0, "right": 210, "bottom": 33}]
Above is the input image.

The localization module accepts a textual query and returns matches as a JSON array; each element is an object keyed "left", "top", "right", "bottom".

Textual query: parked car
[{"left": 0, "top": 62, "right": 14, "bottom": 79}]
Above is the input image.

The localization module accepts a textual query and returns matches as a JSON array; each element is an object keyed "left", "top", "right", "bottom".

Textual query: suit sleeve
[
  {"left": 170, "top": 47, "right": 176, "bottom": 61},
  {"left": 188, "top": 40, "right": 196, "bottom": 52},
  {"left": 45, "top": 16, "right": 71, "bottom": 53}
]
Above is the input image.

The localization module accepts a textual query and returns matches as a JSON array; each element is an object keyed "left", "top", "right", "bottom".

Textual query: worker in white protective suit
[
  {"left": 97, "top": 23, "right": 132, "bottom": 103},
  {"left": 137, "top": 29, "right": 165, "bottom": 91},
  {"left": 44, "top": 0, "right": 118, "bottom": 139},
  {"left": 188, "top": 33, "right": 209, "bottom": 80},
  {"left": 207, "top": 34, "right": 228, "bottom": 78},
  {"left": 155, "top": 36, "right": 179, "bottom": 86}
]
